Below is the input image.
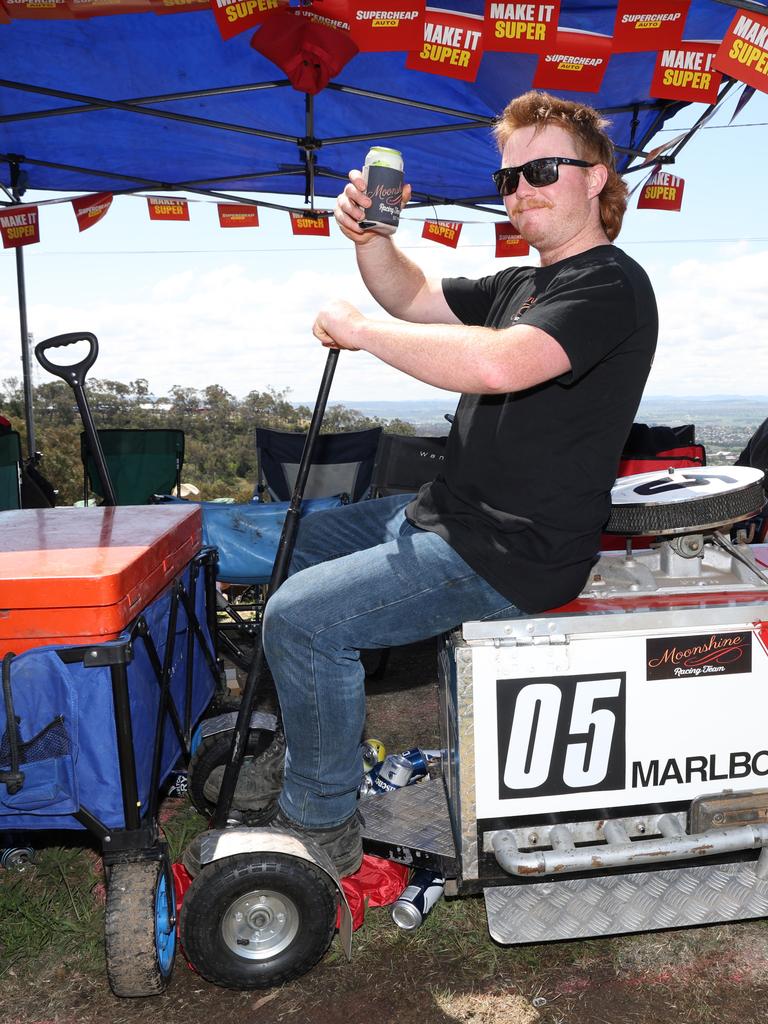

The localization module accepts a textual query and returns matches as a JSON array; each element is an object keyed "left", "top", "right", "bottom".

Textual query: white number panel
[{"left": 472, "top": 622, "right": 768, "bottom": 821}]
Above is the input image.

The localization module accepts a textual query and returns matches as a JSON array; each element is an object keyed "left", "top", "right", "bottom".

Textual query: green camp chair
[
  {"left": 81, "top": 428, "right": 185, "bottom": 505},
  {"left": 0, "top": 430, "right": 23, "bottom": 511}
]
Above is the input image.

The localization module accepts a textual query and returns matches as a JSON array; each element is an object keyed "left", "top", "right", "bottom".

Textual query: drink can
[
  {"left": 370, "top": 753, "right": 413, "bottom": 794},
  {"left": 400, "top": 748, "right": 429, "bottom": 779},
  {"left": 391, "top": 868, "right": 445, "bottom": 930},
  {"left": 361, "top": 146, "right": 404, "bottom": 235},
  {"left": 360, "top": 738, "right": 386, "bottom": 773}
]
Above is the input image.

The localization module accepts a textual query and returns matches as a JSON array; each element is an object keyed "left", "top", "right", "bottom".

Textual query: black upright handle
[
  {"left": 212, "top": 348, "right": 340, "bottom": 829},
  {"left": 34, "top": 332, "right": 99, "bottom": 389},
  {"left": 34, "top": 332, "right": 118, "bottom": 507}
]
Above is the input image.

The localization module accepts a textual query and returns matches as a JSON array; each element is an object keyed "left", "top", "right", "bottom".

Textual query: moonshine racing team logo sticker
[{"left": 646, "top": 632, "right": 751, "bottom": 680}]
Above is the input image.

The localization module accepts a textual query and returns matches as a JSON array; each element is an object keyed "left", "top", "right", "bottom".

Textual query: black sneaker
[
  {"left": 202, "top": 731, "right": 285, "bottom": 811},
  {"left": 268, "top": 806, "right": 363, "bottom": 878}
]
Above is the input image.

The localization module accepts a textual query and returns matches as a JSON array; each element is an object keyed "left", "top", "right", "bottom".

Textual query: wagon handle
[{"left": 34, "top": 332, "right": 99, "bottom": 389}]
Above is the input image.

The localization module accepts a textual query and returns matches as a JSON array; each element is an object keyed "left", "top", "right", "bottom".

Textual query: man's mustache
[{"left": 509, "top": 198, "right": 554, "bottom": 215}]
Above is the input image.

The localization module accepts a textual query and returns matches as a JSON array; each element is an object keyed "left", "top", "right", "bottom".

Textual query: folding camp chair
[
  {"left": 81, "top": 428, "right": 185, "bottom": 505},
  {"left": 255, "top": 426, "right": 382, "bottom": 503},
  {"left": 370, "top": 432, "right": 448, "bottom": 498},
  {"left": 0, "top": 430, "right": 23, "bottom": 511}
]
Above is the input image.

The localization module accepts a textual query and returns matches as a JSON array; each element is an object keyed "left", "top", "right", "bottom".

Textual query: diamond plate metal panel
[
  {"left": 485, "top": 861, "right": 768, "bottom": 944},
  {"left": 359, "top": 779, "right": 456, "bottom": 857}
]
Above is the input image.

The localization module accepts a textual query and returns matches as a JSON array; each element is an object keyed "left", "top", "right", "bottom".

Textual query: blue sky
[{"left": 1, "top": 85, "right": 767, "bottom": 404}]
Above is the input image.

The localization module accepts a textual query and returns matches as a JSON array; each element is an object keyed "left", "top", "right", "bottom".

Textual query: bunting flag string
[{"left": 1, "top": 0, "right": 767, "bottom": 108}]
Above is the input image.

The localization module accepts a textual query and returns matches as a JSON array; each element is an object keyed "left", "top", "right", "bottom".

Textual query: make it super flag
[
  {"left": 533, "top": 28, "right": 611, "bottom": 92},
  {"left": 72, "top": 192, "right": 113, "bottom": 232},
  {"left": 147, "top": 196, "right": 190, "bottom": 221},
  {"left": 611, "top": 0, "right": 689, "bottom": 52},
  {"left": 651, "top": 41, "right": 721, "bottom": 103},
  {"left": 0, "top": 205, "right": 39, "bottom": 248},
  {"left": 422, "top": 220, "right": 462, "bottom": 247},
  {"left": 217, "top": 203, "right": 260, "bottom": 227},
  {"left": 714, "top": 9, "right": 768, "bottom": 96},
  {"left": 637, "top": 169, "right": 685, "bottom": 210},
  {"left": 483, "top": 0, "right": 560, "bottom": 53},
  {"left": 406, "top": 7, "right": 484, "bottom": 82},
  {"left": 289, "top": 210, "right": 331, "bottom": 236},
  {"left": 210, "top": 0, "right": 279, "bottom": 42},
  {"left": 495, "top": 222, "right": 530, "bottom": 257}
]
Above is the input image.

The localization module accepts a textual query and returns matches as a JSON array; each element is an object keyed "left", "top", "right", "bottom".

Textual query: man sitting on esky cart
[{"left": 206, "top": 90, "right": 658, "bottom": 877}]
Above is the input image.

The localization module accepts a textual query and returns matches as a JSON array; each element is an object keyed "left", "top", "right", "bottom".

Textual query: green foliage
[{"left": 1, "top": 377, "right": 414, "bottom": 505}]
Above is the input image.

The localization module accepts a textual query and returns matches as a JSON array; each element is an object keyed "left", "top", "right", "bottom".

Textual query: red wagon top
[{"left": 0, "top": 504, "right": 202, "bottom": 655}]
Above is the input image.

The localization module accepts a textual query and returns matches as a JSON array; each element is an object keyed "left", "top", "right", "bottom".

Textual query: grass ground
[{"left": 3, "top": 640, "right": 768, "bottom": 1024}]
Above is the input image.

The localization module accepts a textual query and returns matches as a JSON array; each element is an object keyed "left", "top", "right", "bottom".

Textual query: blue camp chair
[{"left": 255, "top": 426, "right": 382, "bottom": 503}]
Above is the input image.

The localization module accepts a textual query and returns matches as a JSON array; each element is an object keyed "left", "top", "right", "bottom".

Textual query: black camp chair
[
  {"left": 0, "top": 429, "right": 23, "bottom": 511},
  {"left": 370, "top": 432, "right": 448, "bottom": 498},
  {"left": 255, "top": 426, "right": 382, "bottom": 503},
  {"left": 81, "top": 428, "right": 185, "bottom": 505}
]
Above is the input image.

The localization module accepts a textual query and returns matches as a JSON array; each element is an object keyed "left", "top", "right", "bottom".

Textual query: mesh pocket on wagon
[{"left": 0, "top": 650, "right": 79, "bottom": 816}]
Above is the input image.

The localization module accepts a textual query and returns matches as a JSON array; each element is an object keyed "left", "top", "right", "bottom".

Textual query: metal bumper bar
[{"left": 492, "top": 814, "right": 768, "bottom": 877}]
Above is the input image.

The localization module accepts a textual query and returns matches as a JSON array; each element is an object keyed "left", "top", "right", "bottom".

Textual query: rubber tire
[
  {"left": 104, "top": 859, "right": 176, "bottom": 997},
  {"left": 180, "top": 853, "right": 337, "bottom": 990},
  {"left": 187, "top": 728, "right": 274, "bottom": 818}
]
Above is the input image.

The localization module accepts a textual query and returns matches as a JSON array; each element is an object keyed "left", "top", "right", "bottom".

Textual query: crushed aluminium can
[
  {"left": 360, "top": 738, "right": 387, "bottom": 773},
  {"left": 360, "top": 752, "right": 414, "bottom": 796}
]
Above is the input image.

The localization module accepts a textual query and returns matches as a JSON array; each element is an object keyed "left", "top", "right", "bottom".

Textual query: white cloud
[
  {"left": 645, "top": 247, "right": 768, "bottom": 396},
  {"left": 3, "top": 232, "right": 767, "bottom": 405}
]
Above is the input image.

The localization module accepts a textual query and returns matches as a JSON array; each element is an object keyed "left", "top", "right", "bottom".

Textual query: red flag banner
[
  {"left": 72, "top": 192, "right": 113, "bottom": 232},
  {"left": 348, "top": 0, "right": 424, "bottom": 50},
  {"left": 406, "top": 8, "right": 484, "bottom": 82},
  {"left": 67, "top": 0, "right": 151, "bottom": 14},
  {"left": 422, "top": 219, "right": 462, "bottom": 247},
  {"left": 218, "top": 203, "right": 260, "bottom": 227},
  {"left": 714, "top": 9, "right": 768, "bottom": 95},
  {"left": 0, "top": 206, "right": 40, "bottom": 248},
  {"left": 147, "top": 196, "right": 190, "bottom": 221},
  {"left": 289, "top": 211, "right": 331, "bottom": 236},
  {"left": 1, "top": 0, "right": 70, "bottom": 16},
  {"left": 651, "top": 41, "right": 721, "bottom": 103},
  {"left": 533, "top": 29, "right": 611, "bottom": 92},
  {"left": 483, "top": 0, "right": 560, "bottom": 53},
  {"left": 495, "top": 222, "right": 530, "bottom": 257},
  {"left": 210, "top": 0, "right": 279, "bottom": 42},
  {"left": 637, "top": 169, "right": 685, "bottom": 210},
  {"left": 611, "top": 0, "right": 689, "bottom": 53},
  {"left": 150, "top": 0, "right": 211, "bottom": 14}
]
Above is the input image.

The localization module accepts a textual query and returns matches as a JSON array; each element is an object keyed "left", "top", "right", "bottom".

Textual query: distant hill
[{"left": 313, "top": 396, "right": 767, "bottom": 434}]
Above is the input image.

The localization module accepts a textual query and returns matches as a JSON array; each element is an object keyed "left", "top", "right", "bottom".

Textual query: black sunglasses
[{"left": 492, "top": 157, "right": 595, "bottom": 197}]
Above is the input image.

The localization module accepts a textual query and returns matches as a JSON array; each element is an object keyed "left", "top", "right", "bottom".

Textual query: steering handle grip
[{"left": 35, "top": 332, "right": 99, "bottom": 388}]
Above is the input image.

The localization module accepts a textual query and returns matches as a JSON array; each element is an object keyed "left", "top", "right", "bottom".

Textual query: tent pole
[
  {"left": 15, "top": 247, "right": 35, "bottom": 457},
  {"left": 9, "top": 159, "right": 35, "bottom": 457}
]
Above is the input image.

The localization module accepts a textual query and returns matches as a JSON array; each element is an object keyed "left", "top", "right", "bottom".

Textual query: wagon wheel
[
  {"left": 187, "top": 727, "right": 275, "bottom": 818},
  {"left": 180, "top": 852, "right": 337, "bottom": 990},
  {"left": 104, "top": 858, "right": 176, "bottom": 997}
]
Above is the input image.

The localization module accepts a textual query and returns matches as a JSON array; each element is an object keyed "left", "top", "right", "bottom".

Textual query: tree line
[{"left": 1, "top": 376, "right": 414, "bottom": 505}]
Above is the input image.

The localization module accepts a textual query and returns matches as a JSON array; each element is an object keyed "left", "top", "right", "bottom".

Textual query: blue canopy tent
[{"left": 0, "top": 0, "right": 755, "bottom": 449}]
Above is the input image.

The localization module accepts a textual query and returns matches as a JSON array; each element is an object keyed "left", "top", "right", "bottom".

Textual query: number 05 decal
[{"left": 496, "top": 673, "right": 626, "bottom": 799}]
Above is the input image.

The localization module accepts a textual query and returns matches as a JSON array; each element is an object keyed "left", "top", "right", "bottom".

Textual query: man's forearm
[
  {"left": 345, "top": 317, "right": 565, "bottom": 394},
  {"left": 355, "top": 236, "right": 443, "bottom": 323}
]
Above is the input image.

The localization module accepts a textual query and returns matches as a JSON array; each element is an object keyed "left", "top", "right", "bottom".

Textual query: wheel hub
[{"left": 222, "top": 889, "right": 299, "bottom": 960}]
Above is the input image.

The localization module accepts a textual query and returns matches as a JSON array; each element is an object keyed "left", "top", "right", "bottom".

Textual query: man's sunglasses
[{"left": 492, "top": 157, "right": 595, "bottom": 197}]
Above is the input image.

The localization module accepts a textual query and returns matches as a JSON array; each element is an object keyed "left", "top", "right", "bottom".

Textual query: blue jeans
[{"left": 261, "top": 493, "right": 519, "bottom": 828}]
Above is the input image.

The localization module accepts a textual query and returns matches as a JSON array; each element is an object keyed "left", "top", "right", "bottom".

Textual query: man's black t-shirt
[{"left": 406, "top": 245, "right": 658, "bottom": 613}]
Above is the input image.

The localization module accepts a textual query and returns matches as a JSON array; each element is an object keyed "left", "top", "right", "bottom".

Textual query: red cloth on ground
[{"left": 339, "top": 854, "right": 410, "bottom": 931}]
